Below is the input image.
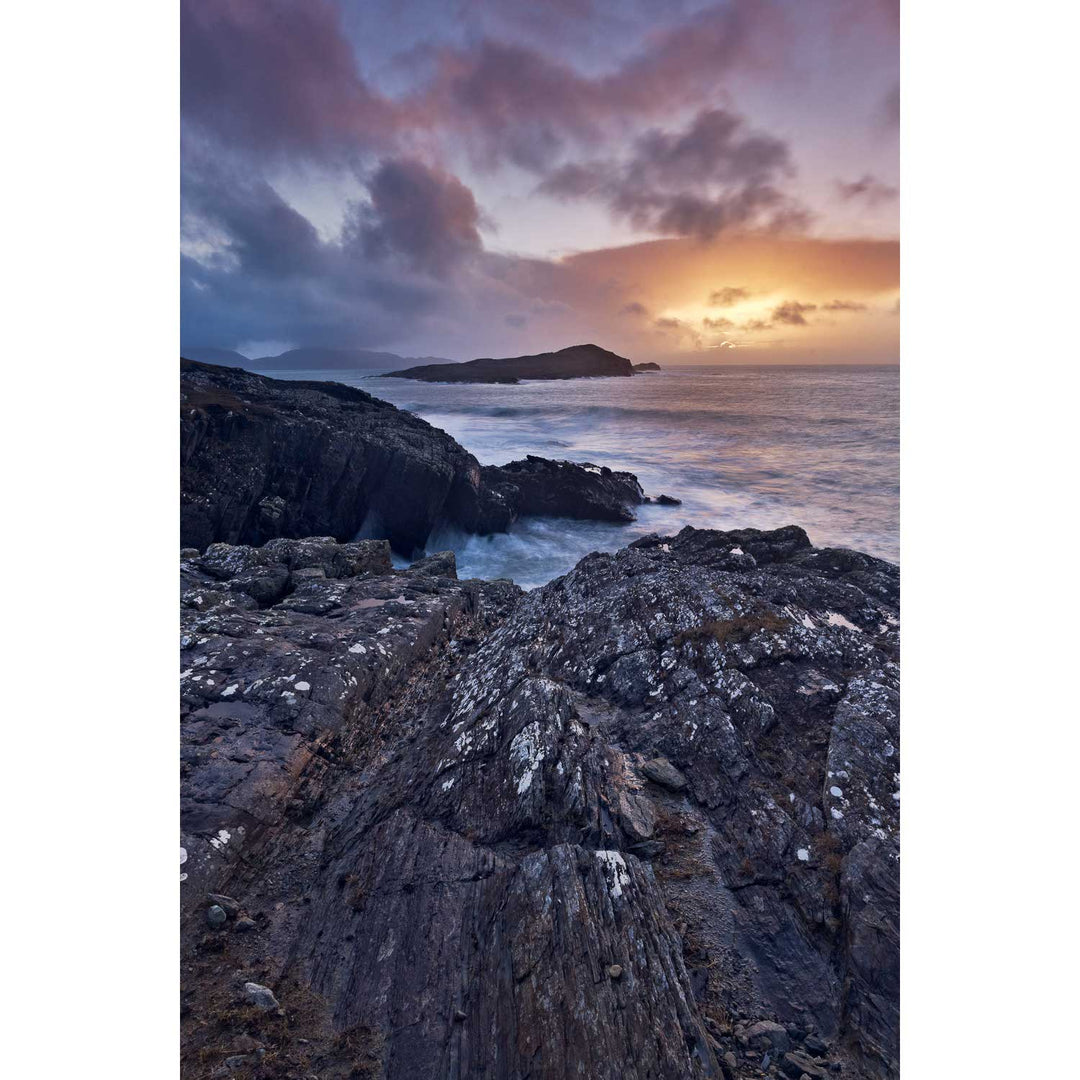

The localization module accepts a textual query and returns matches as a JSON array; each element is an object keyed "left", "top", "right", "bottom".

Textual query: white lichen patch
[
  {"left": 221, "top": 684, "right": 239, "bottom": 697},
  {"left": 825, "top": 612, "right": 860, "bottom": 632},
  {"left": 595, "top": 850, "right": 631, "bottom": 899},
  {"left": 509, "top": 722, "right": 545, "bottom": 795},
  {"left": 348, "top": 642, "right": 367, "bottom": 654},
  {"left": 377, "top": 929, "right": 396, "bottom": 963},
  {"left": 294, "top": 681, "right": 311, "bottom": 692},
  {"left": 209, "top": 828, "right": 231, "bottom": 851},
  {"left": 797, "top": 848, "right": 810, "bottom": 862},
  {"left": 831, "top": 807, "right": 844, "bottom": 820},
  {"left": 830, "top": 786, "right": 843, "bottom": 798},
  {"left": 730, "top": 546, "right": 744, "bottom": 556}
]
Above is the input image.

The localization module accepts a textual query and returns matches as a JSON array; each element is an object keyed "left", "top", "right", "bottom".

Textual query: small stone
[
  {"left": 223, "top": 1055, "right": 251, "bottom": 1069},
  {"left": 745, "top": 1020, "right": 790, "bottom": 1054},
  {"left": 243, "top": 982, "right": 280, "bottom": 1011},
  {"left": 234, "top": 916, "right": 257, "bottom": 932},
  {"left": 206, "top": 904, "right": 227, "bottom": 928},
  {"left": 207, "top": 893, "right": 241, "bottom": 917},
  {"left": 780, "top": 1051, "right": 827, "bottom": 1079},
  {"left": 724, "top": 1051, "right": 738, "bottom": 1070},
  {"left": 607, "top": 964, "right": 623, "bottom": 980},
  {"left": 453, "top": 1009, "right": 467, "bottom": 1022},
  {"left": 803, "top": 1034, "right": 828, "bottom": 1057},
  {"left": 640, "top": 756, "right": 688, "bottom": 791}
]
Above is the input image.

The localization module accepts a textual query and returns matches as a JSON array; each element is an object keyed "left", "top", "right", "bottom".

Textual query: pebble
[
  {"left": 243, "top": 982, "right": 280, "bottom": 1011},
  {"left": 607, "top": 964, "right": 623, "bottom": 979},
  {"left": 234, "top": 917, "right": 257, "bottom": 933},
  {"left": 206, "top": 904, "right": 227, "bottom": 928}
]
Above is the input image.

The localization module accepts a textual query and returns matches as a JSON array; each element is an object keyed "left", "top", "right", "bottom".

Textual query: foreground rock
[
  {"left": 181, "top": 526, "right": 899, "bottom": 1079},
  {"left": 383, "top": 342, "right": 634, "bottom": 383},
  {"left": 181, "top": 359, "right": 666, "bottom": 554}
]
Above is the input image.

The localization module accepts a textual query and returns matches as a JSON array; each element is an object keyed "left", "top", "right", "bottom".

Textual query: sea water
[{"left": 261, "top": 365, "right": 898, "bottom": 588}]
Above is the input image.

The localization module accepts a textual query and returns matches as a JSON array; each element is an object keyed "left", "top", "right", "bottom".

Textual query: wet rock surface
[
  {"left": 181, "top": 525, "right": 899, "bottom": 1079},
  {"left": 481, "top": 455, "right": 645, "bottom": 523},
  {"left": 181, "top": 359, "right": 660, "bottom": 555}
]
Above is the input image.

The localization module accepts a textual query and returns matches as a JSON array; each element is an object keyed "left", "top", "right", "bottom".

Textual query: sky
[{"left": 180, "top": 0, "right": 899, "bottom": 364}]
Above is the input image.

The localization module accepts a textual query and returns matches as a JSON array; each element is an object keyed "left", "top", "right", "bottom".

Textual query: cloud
[
  {"left": 539, "top": 108, "right": 808, "bottom": 241},
  {"left": 709, "top": 286, "right": 751, "bottom": 306},
  {"left": 822, "top": 299, "right": 868, "bottom": 312},
  {"left": 702, "top": 316, "right": 735, "bottom": 330},
  {"left": 836, "top": 174, "right": 898, "bottom": 206},
  {"left": 353, "top": 158, "right": 483, "bottom": 274},
  {"left": 620, "top": 301, "right": 649, "bottom": 317},
  {"left": 880, "top": 82, "right": 900, "bottom": 129},
  {"left": 180, "top": 154, "right": 446, "bottom": 349},
  {"left": 180, "top": 0, "right": 393, "bottom": 163},
  {"left": 408, "top": 1, "right": 770, "bottom": 171},
  {"left": 768, "top": 300, "right": 817, "bottom": 326}
]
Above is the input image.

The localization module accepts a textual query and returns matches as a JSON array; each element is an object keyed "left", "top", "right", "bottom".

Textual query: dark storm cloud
[
  {"left": 180, "top": 156, "right": 444, "bottom": 349},
  {"left": 409, "top": 1, "right": 766, "bottom": 170},
  {"left": 709, "top": 286, "right": 751, "bottom": 307},
  {"left": 539, "top": 108, "right": 807, "bottom": 241},
  {"left": 180, "top": 0, "right": 393, "bottom": 162},
  {"left": 182, "top": 156, "right": 323, "bottom": 279},
  {"left": 836, "top": 174, "right": 898, "bottom": 206},
  {"left": 353, "top": 159, "right": 483, "bottom": 275}
]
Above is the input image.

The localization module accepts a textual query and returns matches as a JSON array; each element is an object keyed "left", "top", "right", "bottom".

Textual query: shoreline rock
[
  {"left": 181, "top": 359, "right": 672, "bottom": 555},
  {"left": 181, "top": 525, "right": 899, "bottom": 1079}
]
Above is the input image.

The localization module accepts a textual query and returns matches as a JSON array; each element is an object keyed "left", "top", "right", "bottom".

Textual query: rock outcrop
[
  {"left": 383, "top": 343, "right": 634, "bottom": 383},
  {"left": 632, "top": 361, "right": 662, "bottom": 372},
  {"left": 181, "top": 526, "right": 899, "bottom": 1079},
  {"left": 481, "top": 455, "right": 644, "bottom": 523},
  {"left": 181, "top": 360, "right": 662, "bottom": 555}
]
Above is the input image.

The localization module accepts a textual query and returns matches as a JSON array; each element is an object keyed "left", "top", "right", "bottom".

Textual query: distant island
[
  {"left": 181, "top": 345, "right": 452, "bottom": 372},
  {"left": 383, "top": 343, "right": 653, "bottom": 384},
  {"left": 182, "top": 343, "right": 663, "bottom": 382}
]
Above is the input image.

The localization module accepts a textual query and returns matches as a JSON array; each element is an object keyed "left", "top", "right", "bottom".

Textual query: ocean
[{"left": 261, "top": 365, "right": 898, "bottom": 588}]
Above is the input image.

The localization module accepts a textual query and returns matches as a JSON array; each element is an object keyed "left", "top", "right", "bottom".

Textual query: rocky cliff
[
  {"left": 180, "top": 526, "right": 899, "bottom": 1080},
  {"left": 181, "top": 360, "right": 657, "bottom": 555},
  {"left": 383, "top": 343, "right": 635, "bottom": 383}
]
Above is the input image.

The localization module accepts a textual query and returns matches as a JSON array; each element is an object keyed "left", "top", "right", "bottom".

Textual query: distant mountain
[
  {"left": 181, "top": 346, "right": 251, "bottom": 367},
  {"left": 384, "top": 343, "right": 635, "bottom": 384},
  {"left": 180, "top": 346, "right": 453, "bottom": 373},
  {"left": 252, "top": 347, "right": 453, "bottom": 371}
]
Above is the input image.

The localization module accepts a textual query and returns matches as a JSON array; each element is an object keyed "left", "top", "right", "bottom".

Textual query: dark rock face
[
  {"left": 384, "top": 343, "right": 634, "bottom": 383},
  {"left": 481, "top": 455, "right": 644, "bottom": 522},
  {"left": 632, "top": 361, "right": 662, "bottom": 372},
  {"left": 181, "top": 359, "right": 659, "bottom": 555},
  {"left": 181, "top": 525, "right": 899, "bottom": 1079}
]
